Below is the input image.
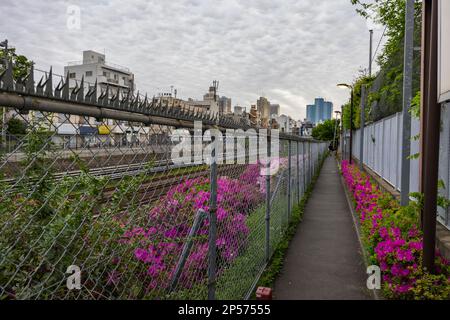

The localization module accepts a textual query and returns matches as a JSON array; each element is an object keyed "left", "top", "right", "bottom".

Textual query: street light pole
[
  {"left": 349, "top": 89, "right": 354, "bottom": 164},
  {"left": 369, "top": 29, "right": 374, "bottom": 76},
  {"left": 400, "top": 0, "right": 415, "bottom": 207},
  {"left": 337, "top": 83, "right": 354, "bottom": 163},
  {"left": 333, "top": 111, "right": 341, "bottom": 152},
  {"left": 359, "top": 85, "right": 366, "bottom": 170}
]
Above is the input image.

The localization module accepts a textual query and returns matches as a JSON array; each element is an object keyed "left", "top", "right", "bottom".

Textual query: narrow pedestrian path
[{"left": 273, "top": 156, "right": 372, "bottom": 300}]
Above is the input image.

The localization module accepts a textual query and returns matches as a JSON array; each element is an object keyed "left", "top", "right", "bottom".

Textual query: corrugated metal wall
[{"left": 351, "top": 109, "right": 450, "bottom": 229}]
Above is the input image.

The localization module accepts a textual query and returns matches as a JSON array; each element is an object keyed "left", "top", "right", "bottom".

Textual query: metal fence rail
[{"left": 0, "top": 60, "right": 328, "bottom": 300}]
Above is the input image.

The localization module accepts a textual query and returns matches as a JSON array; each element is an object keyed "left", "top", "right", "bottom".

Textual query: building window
[
  {"left": 69, "top": 72, "right": 76, "bottom": 79},
  {"left": 86, "top": 71, "right": 93, "bottom": 77},
  {"left": 103, "top": 71, "right": 110, "bottom": 77}
]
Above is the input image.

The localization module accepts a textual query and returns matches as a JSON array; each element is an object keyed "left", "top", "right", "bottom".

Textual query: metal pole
[
  {"left": 297, "top": 140, "right": 300, "bottom": 203},
  {"left": 302, "top": 141, "right": 306, "bottom": 192},
  {"left": 400, "top": 0, "right": 415, "bottom": 206},
  {"left": 369, "top": 30, "right": 373, "bottom": 76},
  {"left": 340, "top": 106, "right": 344, "bottom": 158},
  {"left": 333, "top": 117, "right": 338, "bottom": 151},
  {"left": 208, "top": 135, "right": 218, "bottom": 300},
  {"left": 349, "top": 90, "right": 354, "bottom": 164},
  {"left": 265, "top": 133, "right": 271, "bottom": 263},
  {"left": 171, "top": 209, "right": 206, "bottom": 292},
  {"left": 1, "top": 40, "right": 8, "bottom": 150},
  {"left": 288, "top": 140, "right": 292, "bottom": 221},
  {"left": 420, "top": 0, "right": 439, "bottom": 273},
  {"left": 309, "top": 142, "right": 312, "bottom": 183},
  {"left": 360, "top": 85, "right": 366, "bottom": 170}
]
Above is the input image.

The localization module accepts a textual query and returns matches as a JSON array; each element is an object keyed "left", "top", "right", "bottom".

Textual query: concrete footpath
[{"left": 273, "top": 156, "right": 372, "bottom": 300}]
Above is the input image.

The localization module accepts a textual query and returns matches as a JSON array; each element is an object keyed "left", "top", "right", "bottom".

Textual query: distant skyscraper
[
  {"left": 306, "top": 98, "right": 333, "bottom": 124},
  {"left": 234, "top": 105, "right": 245, "bottom": 115},
  {"left": 257, "top": 97, "right": 271, "bottom": 128},
  {"left": 218, "top": 96, "right": 232, "bottom": 114},
  {"left": 306, "top": 105, "right": 316, "bottom": 124},
  {"left": 270, "top": 104, "right": 280, "bottom": 116}
]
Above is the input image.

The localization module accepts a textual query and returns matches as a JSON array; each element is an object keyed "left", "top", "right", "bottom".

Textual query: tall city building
[
  {"left": 257, "top": 97, "right": 271, "bottom": 127},
  {"left": 234, "top": 105, "right": 245, "bottom": 115},
  {"left": 306, "top": 105, "right": 316, "bottom": 124},
  {"left": 306, "top": 98, "right": 333, "bottom": 124},
  {"left": 270, "top": 104, "right": 280, "bottom": 116},
  {"left": 218, "top": 96, "right": 232, "bottom": 114}
]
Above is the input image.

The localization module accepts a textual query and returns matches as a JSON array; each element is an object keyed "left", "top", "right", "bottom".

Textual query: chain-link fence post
[
  {"left": 297, "top": 140, "right": 300, "bottom": 203},
  {"left": 287, "top": 139, "right": 292, "bottom": 221},
  {"left": 302, "top": 141, "right": 306, "bottom": 191},
  {"left": 208, "top": 135, "right": 218, "bottom": 300},
  {"left": 308, "top": 142, "right": 312, "bottom": 184},
  {"left": 265, "top": 133, "right": 271, "bottom": 263}
]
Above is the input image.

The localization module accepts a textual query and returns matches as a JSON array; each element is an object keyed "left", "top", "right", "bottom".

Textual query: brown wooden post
[{"left": 420, "top": 0, "right": 440, "bottom": 273}]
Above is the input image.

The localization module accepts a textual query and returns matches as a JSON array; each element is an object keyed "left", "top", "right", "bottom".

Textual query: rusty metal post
[{"left": 420, "top": 0, "right": 439, "bottom": 273}]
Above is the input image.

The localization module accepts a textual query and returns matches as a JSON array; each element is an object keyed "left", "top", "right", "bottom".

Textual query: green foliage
[
  {"left": 341, "top": 75, "right": 375, "bottom": 130},
  {"left": 311, "top": 119, "right": 340, "bottom": 142},
  {"left": 349, "top": 0, "right": 422, "bottom": 122},
  {"left": 343, "top": 162, "right": 450, "bottom": 300},
  {"left": 0, "top": 125, "right": 158, "bottom": 299},
  {"left": 0, "top": 47, "right": 32, "bottom": 80},
  {"left": 6, "top": 118, "right": 27, "bottom": 135},
  {"left": 410, "top": 273, "right": 450, "bottom": 300},
  {"left": 409, "top": 91, "right": 421, "bottom": 119}
]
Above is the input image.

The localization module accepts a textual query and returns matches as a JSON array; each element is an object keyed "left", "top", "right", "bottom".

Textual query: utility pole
[
  {"left": 400, "top": 0, "right": 415, "bottom": 206},
  {"left": 420, "top": 0, "right": 439, "bottom": 273},
  {"left": 369, "top": 29, "right": 373, "bottom": 76},
  {"left": 359, "top": 85, "right": 366, "bottom": 170},
  {"left": 349, "top": 89, "right": 354, "bottom": 164},
  {"left": 333, "top": 111, "right": 341, "bottom": 152},
  {"left": 341, "top": 105, "right": 344, "bottom": 159}
]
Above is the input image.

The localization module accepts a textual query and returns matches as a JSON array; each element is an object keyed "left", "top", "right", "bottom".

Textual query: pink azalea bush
[
  {"left": 120, "top": 164, "right": 265, "bottom": 296},
  {"left": 342, "top": 160, "right": 450, "bottom": 299}
]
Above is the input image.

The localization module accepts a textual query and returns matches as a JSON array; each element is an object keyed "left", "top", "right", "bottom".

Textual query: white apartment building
[
  {"left": 64, "top": 50, "right": 135, "bottom": 97},
  {"left": 271, "top": 114, "right": 293, "bottom": 133},
  {"left": 54, "top": 50, "right": 138, "bottom": 148}
]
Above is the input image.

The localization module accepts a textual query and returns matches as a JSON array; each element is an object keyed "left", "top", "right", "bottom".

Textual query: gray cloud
[{"left": 1, "top": 0, "right": 384, "bottom": 120}]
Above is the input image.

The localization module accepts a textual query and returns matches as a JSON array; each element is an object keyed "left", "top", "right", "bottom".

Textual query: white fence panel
[
  {"left": 438, "top": 103, "right": 450, "bottom": 226},
  {"left": 410, "top": 117, "right": 420, "bottom": 193},
  {"left": 351, "top": 109, "right": 450, "bottom": 228}
]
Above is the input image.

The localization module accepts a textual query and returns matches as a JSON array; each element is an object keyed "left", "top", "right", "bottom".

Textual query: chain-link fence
[{"left": 0, "top": 60, "right": 328, "bottom": 300}]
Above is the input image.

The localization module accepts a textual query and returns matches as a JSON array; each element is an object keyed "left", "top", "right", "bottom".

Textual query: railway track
[{"left": 1, "top": 151, "right": 255, "bottom": 207}]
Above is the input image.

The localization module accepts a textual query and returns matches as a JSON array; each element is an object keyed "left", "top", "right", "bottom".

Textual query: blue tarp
[{"left": 79, "top": 126, "right": 97, "bottom": 135}]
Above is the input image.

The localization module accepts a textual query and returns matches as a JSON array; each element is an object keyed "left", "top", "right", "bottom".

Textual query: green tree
[
  {"left": 0, "top": 45, "right": 32, "bottom": 146},
  {"left": 341, "top": 75, "right": 375, "bottom": 130},
  {"left": 6, "top": 118, "right": 27, "bottom": 135},
  {"left": 347, "top": 0, "right": 422, "bottom": 122},
  {"left": 0, "top": 46, "right": 32, "bottom": 79},
  {"left": 311, "top": 119, "right": 340, "bottom": 142}
]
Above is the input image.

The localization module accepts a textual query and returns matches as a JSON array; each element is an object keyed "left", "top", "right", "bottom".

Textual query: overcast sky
[{"left": 1, "top": 0, "right": 384, "bottom": 120}]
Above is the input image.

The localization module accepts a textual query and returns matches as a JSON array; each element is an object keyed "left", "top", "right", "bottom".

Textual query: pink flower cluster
[
  {"left": 341, "top": 160, "right": 450, "bottom": 298},
  {"left": 120, "top": 165, "right": 265, "bottom": 293}
]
